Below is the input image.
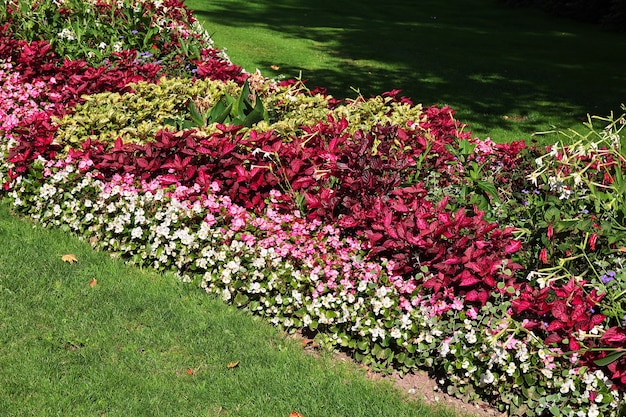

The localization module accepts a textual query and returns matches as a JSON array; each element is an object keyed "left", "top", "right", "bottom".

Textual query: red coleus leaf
[
  {"left": 551, "top": 300, "right": 569, "bottom": 323},
  {"left": 546, "top": 320, "right": 566, "bottom": 332},
  {"left": 569, "top": 338, "right": 581, "bottom": 351},
  {"left": 504, "top": 239, "right": 522, "bottom": 254},
  {"left": 458, "top": 270, "right": 481, "bottom": 287},
  {"left": 602, "top": 327, "right": 626, "bottom": 344},
  {"left": 544, "top": 333, "right": 563, "bottom": 345}
]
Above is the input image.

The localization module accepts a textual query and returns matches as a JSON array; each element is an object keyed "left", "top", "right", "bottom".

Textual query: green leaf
[
  {"left": 208, "top": 99, "right": 232, "bottom": 125},
  {"left": 549, "top": 406, "right": 561, "bottom": 416},
  {"left": 458, "top": 138, "right": 476, "bottom": 156},
  {"left": 593, "top": 349, "right": 626, "bottom": 367},
  {"left": 477, "top": 180, "right": 502, "bottom": 203},
  {"left": 544, "top": 207, "right": 561, "bottom": 222},
  {"left": 188, "top": 101, "right": 205, "bottom": 127},
  {"left": 233, "top": 79, "right": 251, "bottom": 120},
  {"left": 233, "top": 292, "right": 249, "bottom": 306},
  {"left": 241, "top": 95, "right": 268, "bottom": 127}
]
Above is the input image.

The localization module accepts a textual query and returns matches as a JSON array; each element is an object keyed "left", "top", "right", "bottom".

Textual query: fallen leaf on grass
[
  {"left": 270, "top": 65, "right": 280, "bottom": 70},
  {"left": 227, "top": 361, "right": 240, "bottom": 369},
  {"left": 289, "top": 412, "right": 305, "bottom": 417},
  {"left": 89, "top": 278, "right": 97, "bottom": 288},
  {"left": 61, "top": 254, "right": 79, "bottom": 264},
  {"left": 186, "top": 368, "right": 194, "bottom": 375},
  {"left": 618, "top": 247, "right": 626, "bottom": 253},
  {"left": 300, "top": 338, "right": 319, "bottom": 349}
]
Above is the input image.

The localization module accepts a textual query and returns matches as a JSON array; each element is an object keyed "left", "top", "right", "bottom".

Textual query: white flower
[
  {"left": 505, "top": 362, "right": 516, "bottom": 376},
  {"left": 440, "top": 341, "right": 450, "bottom": 357},
  {"left": 390, "top": 328, "right": 402, "bottom": 339},
  {"left": 131, "top": 226, "right": 143, "bottom": 240},
  {"left": 58, "top": 28, "right": 76, "bottom": 41},
  {"left": 369, "top": 326, "right": 385, "bottom": 342},
  {"left": 376, "top": 286, "right": 389, "bottom": 298},
  {"left": 515, "top": 345, "right": 529, "bottom": 362},
  {"left": 252, "top": 257, "right": 266, "bottom": 269},
  {"left": 98, "top": 42, "right": 108, "bottom": 50},
  {"left": 465, "top": 330, "right": 477, "bottom": 344},
  {"left": 479, "top": 370, "right": 495, "bottom": 386},
  {"left": 381, "top": 296, "right": 393, "bottom": 309},
  {"left": 587, "top": 404, "right": 600, "bottom": 417},
  {"left": 560, "top": 379, "right": 575, "bottom": 394}
]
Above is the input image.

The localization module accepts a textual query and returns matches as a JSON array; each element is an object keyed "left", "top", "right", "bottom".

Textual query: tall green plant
[{"left": 166, "top": 79, "right": 269, "bottom": 129}]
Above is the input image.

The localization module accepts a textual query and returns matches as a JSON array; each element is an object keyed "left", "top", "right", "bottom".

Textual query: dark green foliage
[{"left": 501, "top": 0, "right": 626, "bottom": 30}]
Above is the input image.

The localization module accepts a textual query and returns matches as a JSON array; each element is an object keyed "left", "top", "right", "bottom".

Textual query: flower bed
[{"left": 1, "top": 1, "right": 626, "bottom": 416}]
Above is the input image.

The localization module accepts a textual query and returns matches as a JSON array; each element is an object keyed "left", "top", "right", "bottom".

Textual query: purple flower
[{"left": 600, "top": 271, "right": 616, "bottom": 284}]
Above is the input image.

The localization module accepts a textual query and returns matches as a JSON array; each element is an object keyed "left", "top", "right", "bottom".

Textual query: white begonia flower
[
  {"left": 516, "top": 345, "right": 529, "bottom": 362},
  {"left": 587, "top": 404, "right": 600, "bottom": 417},
  {"left": 400, "top": 314, "right": 412, "bottom": 329},
  {"left": 465, "top": 330, "right": 477, "bottom": 344},
  {"left": 376, "top": 286, "right": 389, "bottom": 298},
  {"left": 505, "top": 362, "right": 516, "bottom": 376},
  {"left": 131, "top": 226, "right": 143, "bottom": 240},
  {"left": 390, "top": 328, "right": 402, "bottom": 339},
  {"left": 252, "top": 257, "right": 265, "bottom": 269},
  {"left": 440, "top": 341, "right": 450, "bottom": 357},
  {"left": 479, "top": 370, "right": 495, "bottom": 386},
  {"left": 560, "top": 379, "right": 575, "bottom": 394}
]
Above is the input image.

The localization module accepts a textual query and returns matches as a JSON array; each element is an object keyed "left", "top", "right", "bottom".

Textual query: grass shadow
[{"left": 187, "top": 0, "right": 626, "bottom": 140}]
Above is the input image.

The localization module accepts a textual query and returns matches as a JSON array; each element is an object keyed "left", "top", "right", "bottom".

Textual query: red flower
[
  {"left": 547, "top": 224, "right": 554, "bottom": 240},
  {"left": 539, "top": 248, "right": 549, "bottom": 264},
  {"left": 589, "top": 233, "right": 598, "bottom": 251}
]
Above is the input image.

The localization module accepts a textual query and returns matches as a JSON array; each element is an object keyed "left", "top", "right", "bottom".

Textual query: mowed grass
[
  {"left": 0, "top": 202, "right": 460, "bottom": 417},
  {"left": 185, "top": 0, "right": 626, "bottom": 143}
]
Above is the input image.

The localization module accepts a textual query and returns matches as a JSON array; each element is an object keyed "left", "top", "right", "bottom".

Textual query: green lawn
[
  {"left": 0, "top": 203, "right": 460, "bottom": 417},
  {"left": 186, "top": 0, "right": 626, "bottom": 143}
]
